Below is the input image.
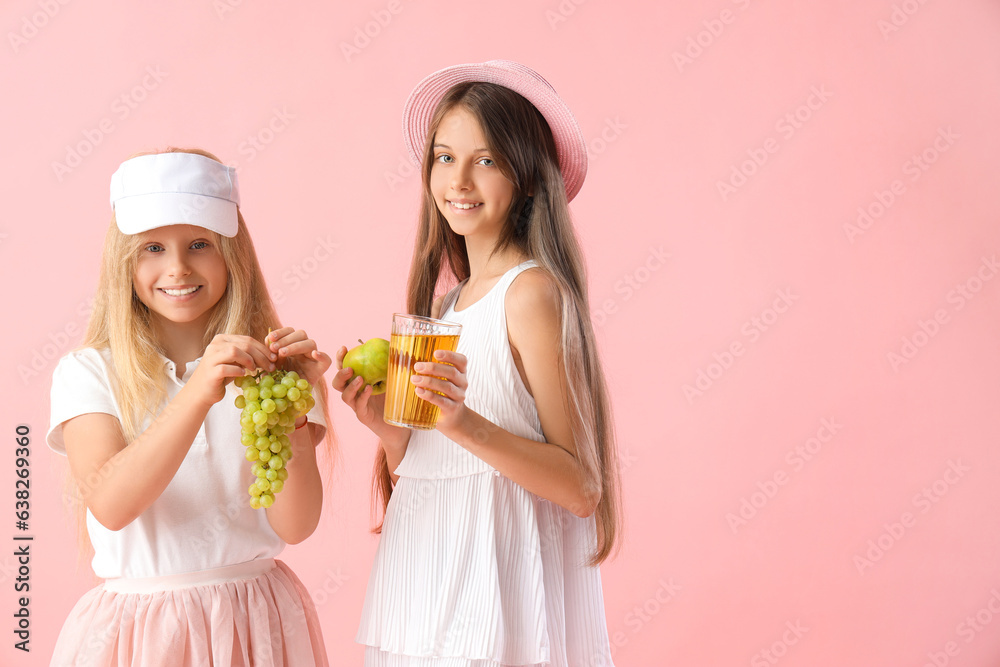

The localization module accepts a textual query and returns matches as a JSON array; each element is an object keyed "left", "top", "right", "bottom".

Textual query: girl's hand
[
  {"left": 267, "top": 327, "right": 333, "bottom": 388},
  {"left": 411, "top": 349, "right": 469, "bottom": 433},
  {"left": 332, "top": 345, "right": 414, "bottom": 475},
  {"left": 189, "top": 334, "right": 275, "bottom": 406},
  {"left": 332, "top": 345, "right": 387, "bottom": 432}
]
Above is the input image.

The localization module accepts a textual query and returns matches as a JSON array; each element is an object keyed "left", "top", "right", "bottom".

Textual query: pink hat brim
[{"left": 402, "top": 60, "right": 588, "bottom": 202}]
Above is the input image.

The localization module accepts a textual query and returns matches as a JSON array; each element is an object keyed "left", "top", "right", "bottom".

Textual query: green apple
[{"left": 342, "top": 338, "right": 390, "bottom": 395}]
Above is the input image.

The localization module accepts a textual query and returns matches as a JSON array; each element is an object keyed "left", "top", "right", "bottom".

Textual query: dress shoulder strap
[{"left": 438, "top": 281, "right": 465, "bottom": 317}]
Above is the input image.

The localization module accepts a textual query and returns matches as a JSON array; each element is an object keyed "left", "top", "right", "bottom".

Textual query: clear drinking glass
[{"left": 382, "top": 313, "right": 462, "bottom": 430}]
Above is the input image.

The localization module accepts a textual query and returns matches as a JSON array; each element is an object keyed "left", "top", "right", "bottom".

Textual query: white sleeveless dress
[{"left": 357, "top": 261, "right": 615, "bottom": 667}]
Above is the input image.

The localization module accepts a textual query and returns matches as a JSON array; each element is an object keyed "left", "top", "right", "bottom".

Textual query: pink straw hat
[{"left": 402, "top": 59, "right": 588, "bottom": 202}]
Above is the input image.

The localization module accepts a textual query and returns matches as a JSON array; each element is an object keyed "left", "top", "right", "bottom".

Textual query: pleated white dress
[{"left": 358, "top": 261, "right": 615, "bottom": 667}]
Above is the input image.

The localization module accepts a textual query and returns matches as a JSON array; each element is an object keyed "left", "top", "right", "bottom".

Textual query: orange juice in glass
[{"left": 383, "top": 314, "right": 462, "bottom": 430}]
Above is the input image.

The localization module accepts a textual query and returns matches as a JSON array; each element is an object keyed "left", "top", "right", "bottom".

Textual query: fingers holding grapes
[
  {"left": 267, "top": 327, "right": 332, "bottom": 387},
  {"left": 210, "top": 334, "right": 275, "bottom": 373},
  {"left": 190, "top": 334, "right": 275, "bottom": 406}
]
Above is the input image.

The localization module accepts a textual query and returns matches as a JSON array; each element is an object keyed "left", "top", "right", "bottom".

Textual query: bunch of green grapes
[{"left": 235, "top": 370, "right": 314, "bottom": 509}]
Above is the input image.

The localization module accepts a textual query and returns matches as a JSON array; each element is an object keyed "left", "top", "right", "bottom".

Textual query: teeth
[
  {"left": 451, "top": 201, "right": 481, "bottom": 210},
  {"left": 162, "top": 286, "right": 199, "bottom": 296}
]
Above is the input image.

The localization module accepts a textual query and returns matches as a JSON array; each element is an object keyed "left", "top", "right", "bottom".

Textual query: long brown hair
[{"left": 376, "top": 83, "right": 622, "bottom": 564}]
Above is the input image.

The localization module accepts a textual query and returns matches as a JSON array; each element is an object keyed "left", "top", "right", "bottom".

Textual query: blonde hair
[
  {"left": 84, "top": 148, "right": 323, "bottom": 435},
  {"left": 377, "top": 83, "right": 622, "bottom": 564},
  {"left": 73, "top": 147, "right": 335, "bottom": 550}
]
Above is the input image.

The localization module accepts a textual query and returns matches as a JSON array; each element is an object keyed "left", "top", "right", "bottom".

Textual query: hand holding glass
[{"left": 383, "top": 314, "right": 462, "bottom": 430}]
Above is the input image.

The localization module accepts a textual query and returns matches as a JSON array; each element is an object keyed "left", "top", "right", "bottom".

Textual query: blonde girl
[
  {"left": 47, "top": 148, "right": 331, "bottom": 666},
  {"left": 334, "top": 60, "right": 622, "bottom": 667}
]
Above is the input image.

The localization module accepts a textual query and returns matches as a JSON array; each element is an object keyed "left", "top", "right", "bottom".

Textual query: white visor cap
[{"left": 110, "top": 152, "right": 240, "bottom": 237}]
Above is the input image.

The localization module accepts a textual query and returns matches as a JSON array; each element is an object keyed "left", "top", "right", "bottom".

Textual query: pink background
[{"left": 3, "top": 1, "right": 1000, "bottom": 665}]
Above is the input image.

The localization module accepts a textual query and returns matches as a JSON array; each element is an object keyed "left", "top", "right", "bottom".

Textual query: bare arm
[
  {"left": 332, "top": 354, "right": 411, "bottom": 484},
  {"left": 259, "top": 327, "right": 332, "bottom": 543},
  {"left": 64, "top": 335, "right": 275, "bottom": 531},
  {"left": 329, "top": 295, "right": 453, "bottom": 484},
  {"left": 262, "top": 419, "right": 323, "bottom": 543}
]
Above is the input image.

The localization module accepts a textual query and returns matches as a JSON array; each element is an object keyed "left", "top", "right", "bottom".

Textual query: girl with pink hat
[
  {"left": 47, "top": 148, "right": 333, "bottom": 666},
  {"left": 333, "top": 60, "right": 622, "bottom": 667}
]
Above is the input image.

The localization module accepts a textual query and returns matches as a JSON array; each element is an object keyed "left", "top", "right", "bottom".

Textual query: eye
[
  {"left": 144, "top": 243, "right": 164, "bottom": 253},
  {"left": 435, "top": 153, "right": 454, "bottom": 164},
  {"left": 191, "top": 240, "right": 210, "bottom": 250},
  {"left": 478, "top": 157, "right": 496, "bottom": 167}
]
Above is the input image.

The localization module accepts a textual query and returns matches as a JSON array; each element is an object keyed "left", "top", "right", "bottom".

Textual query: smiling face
[
  {"left": 132, "top": 224, "right": 228, "bottom": 334},
  {"left": 429, "top": 106, "right": 515, "bottom": 244}
]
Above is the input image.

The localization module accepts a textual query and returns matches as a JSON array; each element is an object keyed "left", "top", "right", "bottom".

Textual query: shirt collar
[{"left": 160, "top": 354, "right": 203, "bottom": 385}]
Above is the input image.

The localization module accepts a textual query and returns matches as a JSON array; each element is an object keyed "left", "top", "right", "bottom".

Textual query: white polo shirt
[{"left": 47, "top": 347, "right": 327, "bottom": 580}]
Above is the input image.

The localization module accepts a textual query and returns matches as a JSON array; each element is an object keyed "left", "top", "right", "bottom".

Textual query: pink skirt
[{"left": 51, "top": 559, "right": 328, "bottom": 667}]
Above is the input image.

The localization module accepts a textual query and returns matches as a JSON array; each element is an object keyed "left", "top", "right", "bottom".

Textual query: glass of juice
[{"left": 383, "top": 313, "right": 463, "bottom": 430}]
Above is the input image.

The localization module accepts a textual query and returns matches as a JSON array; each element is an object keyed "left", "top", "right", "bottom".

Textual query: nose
[
  {"left": 450, "top": 162, "right": 473, "bottom": 192},
  {"left": 166, "top": 248, "right": 192, "bottom": 278}
]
